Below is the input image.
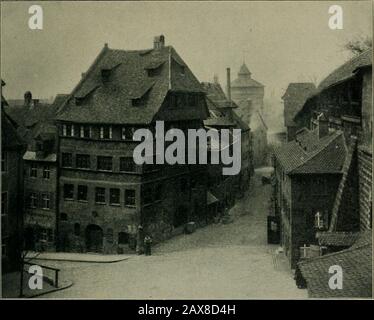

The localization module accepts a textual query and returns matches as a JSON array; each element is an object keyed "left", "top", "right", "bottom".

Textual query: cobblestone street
[{"left": 36, "top": 169, "right": 307, "bottom": 299}]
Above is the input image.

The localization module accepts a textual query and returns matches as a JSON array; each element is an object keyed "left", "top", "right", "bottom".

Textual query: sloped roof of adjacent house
[
  {"left": 316, "top": 231, "right": 360, "bottom": 247},
  {"left": 282, "top": 83, "right": 316, "bottom": 127},
  {"left": 231, "top": 63, "right": 264, "bottom": 88},
  {"left": 318, "top": 49, "right": 372, "bottom": 91},
  {"left": 201, "top": 81, "right": 250, "bottom": 131},
  {"left": 56, "top": 44, "right": 206, "bottom": 125},
  {"left": 201, "top": 82, "right": 238, "bottom": 109},
  {"left": 1, "top": 107, "right": 24, "bottom": 149},
  {"left": 273, "top": 128, "right": 347, "bottom": 175},
  {"left": 4, "top": 94, "right": 67, "bottom": 144},
  {"left": 299, "top": 232, "right": 372, "bottom": 298}
]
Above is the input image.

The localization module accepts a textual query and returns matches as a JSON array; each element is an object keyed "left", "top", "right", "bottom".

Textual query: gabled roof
[
  {"left": 318, "top": 49, "right": 372, "bottom": 91},
  {"left": 273, "top": 128, "right": 347, "bottom": 174},
  {"left": 299, "top": 232, "right": 372, "bottom": 298},
  {"left": 56, "top": 44, "right": 205, "bottom": 125},
  {"left": 231, "top": 63, "right": 264, "bottom": 88},
  {"left": 282, "top": 83, "right": 316, "bottom": 127}
]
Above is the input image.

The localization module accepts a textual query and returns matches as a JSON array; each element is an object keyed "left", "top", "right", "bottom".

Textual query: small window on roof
[
  {"left": 147, "top": 66, "right": 162, "bottom": 77},
  {"left": 101, "top": 69, "right": 111, "bottom": 82}
]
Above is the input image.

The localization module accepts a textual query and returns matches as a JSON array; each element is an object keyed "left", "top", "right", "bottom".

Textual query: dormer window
[
  {"left": 101, "top": 69, "right": 111, "bottom": 82},
  {"left": 180, "top": 65, "right": 185, "bottom": 75},
  {"left": 131, "top": 87, "right": 152, "bottom": 107},
  {"left": 75, "top": 97, "right": 85, "bottom": 106}
]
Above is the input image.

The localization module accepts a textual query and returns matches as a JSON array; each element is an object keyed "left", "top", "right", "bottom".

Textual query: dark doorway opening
[
  {"left": 174, "top": 206, "right": 188, "bottom": 227},
  {"left": 85, "top": 224, "right": 103, "bottom": 252},
  {"left": 24, "top": 227, "right": 35, "bottom": 251}
]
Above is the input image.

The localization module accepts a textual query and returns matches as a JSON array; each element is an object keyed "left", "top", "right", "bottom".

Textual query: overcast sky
[{"left": 1, "top": 1, "right": 372, "bottom": 101}]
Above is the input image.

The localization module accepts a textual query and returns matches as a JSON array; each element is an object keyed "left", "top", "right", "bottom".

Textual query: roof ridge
[{"left": 289, "top": 131, "right": 343, "bottom": 174}]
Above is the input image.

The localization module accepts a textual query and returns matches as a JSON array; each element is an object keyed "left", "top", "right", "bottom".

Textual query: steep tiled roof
[
  {"left": 282, "top": 83, "right": 316, "bottom": 127},
  {"left": 4, "top": 94, "right": 66, "bottom": 144},
  {"left": 202, "top": 82, "right": 250, "bottom": 131},
  {"left": 316, "top": 231, "right": 359, "bottom": 247},
  {"left": 318, "top": 49, "right": 372, "bottom": 91},
  {"left": 56, "top": 44, "right": 205, "bottom": 125},
  {"left": 273, "top": 129, "right": 347, "bottom": 174},
  {"left": 299, "top": 232, "right": 372, "bottom": 298},
  {"left": 201, "top": 82, "right": 238, "bottom": 109},
  {"left": 1, "top": 107, "right": 24, "bottom": 149}
]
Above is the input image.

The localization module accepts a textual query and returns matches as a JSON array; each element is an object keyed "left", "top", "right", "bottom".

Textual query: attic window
[
  {"left": 180, "top": 65, "right": 185, "bottom": 75},
  {"left": 101, "top": 69, "right": 111, "bottom": 82},
  {"left": 75, "top": 97, "right": 85, "bottom": 106},
  {"left": 147, "top": 66, "right": 162, "bottom": 77},
  {"left": 131, "top": 87, "right": 152, "bottom": 107}
]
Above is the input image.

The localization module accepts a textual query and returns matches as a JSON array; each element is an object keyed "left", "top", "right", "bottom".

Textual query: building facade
[
  {"left": 281, "top": 83, "right": 316, "bottom": 142},
  {"left": 55, "top": 36, "right": 210, "bottom": 254}
]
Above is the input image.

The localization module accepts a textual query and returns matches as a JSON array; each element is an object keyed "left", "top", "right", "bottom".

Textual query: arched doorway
[{"left": 85, "top": 224, "right": 103, "bottom": 252}]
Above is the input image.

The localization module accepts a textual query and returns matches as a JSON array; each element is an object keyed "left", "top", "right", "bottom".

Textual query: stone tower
[{"left": 229, "top": 63, "right": 264, "bottom": 125}]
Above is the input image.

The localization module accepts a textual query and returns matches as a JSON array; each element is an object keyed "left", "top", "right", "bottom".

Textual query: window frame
[
  {"left": 61, "top": 153, "right": 73, "bottom": 168},
  {"left": 109, "top": 188, "right": 120, "bottom": 206},
  {"left": 63, "top": 184, "right": 74, "bottom": 200},
  {"left": 41, "top": 193, "right": 50, "bottom": 210},
  {"left": 43, "top": 165, "right": 50, "bottom": 179},
  {"left": 97, "top": 156, "right": 113, "bottom": 171},
  {"left": 119, "top": 157, "right": 136, "bottom": 173},
  {"left": 77, "top": 185, "right": 88, "bottom": 202},
  {"left": 76, "top": 154, "right": 90, "bottom": 169},
  {"left": 30, "top": 192, "right": 38, "bottom": 208},
  {"left": 30, "top": 163, "right": 38, "bottom": 178},
  {"left": 95, "top": 187, "right": 106, "bottom": 204},
  {"left": 124, "top": 189, "right": 136, "bottom": 207}
]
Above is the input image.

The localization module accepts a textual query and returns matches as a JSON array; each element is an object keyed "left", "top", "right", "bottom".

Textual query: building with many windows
[{"left": 55, "top": 36, "right": 209, "bottom": 253}]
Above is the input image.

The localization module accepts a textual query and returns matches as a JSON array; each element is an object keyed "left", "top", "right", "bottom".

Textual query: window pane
[
  {"left": 62, "top": 153, "right": 73, "bottom": 167},
  {"left": 77, "top": 185, "right": 88, "bottom": 201},
  {"left": 76, "top": 154, "right": 90, "bottom": 169},
  {"left": 120, "top": 157, "right": 136, "bottom": 172},
  {"left": 64, "top": 184, "right": 74, "bottom": 199},
  {"left": 95, "top": 187, "right": 106, "bottom": 203},
  {"left": 110, "top": 188, "right": 120, "bottom": 205},
  {"left": 124, "top": 190, "right": 135, "bottom": 206},
  {"left": 97, "top": 156, "right": 112, "bottom": 171}
]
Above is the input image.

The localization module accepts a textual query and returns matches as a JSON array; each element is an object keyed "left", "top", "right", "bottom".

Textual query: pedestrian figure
[
  {"left": 144, "top": 235, "right": 152, "bottom": 256},
  {"left": 136, "top": 225, "right": 144, "bottom": 255}
]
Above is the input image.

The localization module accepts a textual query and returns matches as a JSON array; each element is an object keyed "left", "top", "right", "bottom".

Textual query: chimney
[
  {"left": 318, "top": 113, "right": 329, "bottom": 139},
  {"left": 154, "top": 35, "right": 165, "bottom": 49},
  {"left": 226, "top": 68, "right": 231, "bottom": 107},
  {"left": 24, "top": 91, "right": 32, "bottom": 108}
]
